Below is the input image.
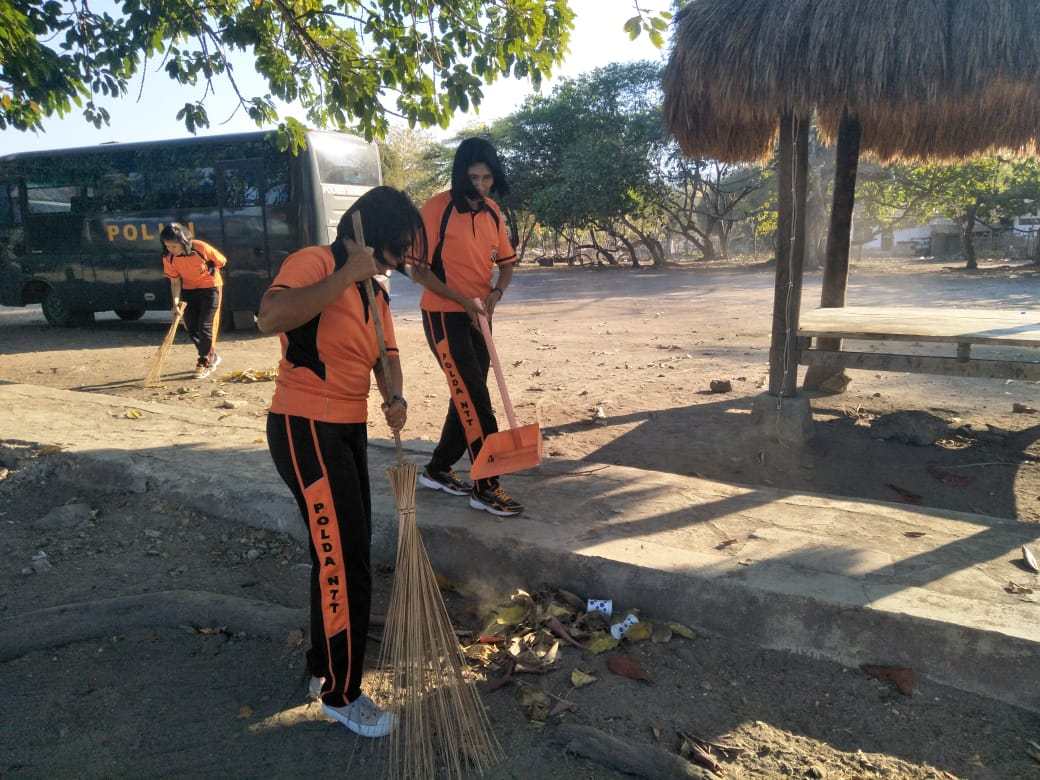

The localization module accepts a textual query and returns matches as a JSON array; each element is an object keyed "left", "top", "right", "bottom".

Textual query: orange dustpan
[{"left": 470, "top": 302, "right": 542, "bottom": 480}]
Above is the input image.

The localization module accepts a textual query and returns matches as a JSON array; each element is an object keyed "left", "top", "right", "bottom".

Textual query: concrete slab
[{"left": 2, "top": 382, "right": 1038, "bottom": 712}]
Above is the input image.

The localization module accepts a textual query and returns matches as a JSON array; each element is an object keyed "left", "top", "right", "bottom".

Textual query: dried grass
[
  {"left": 664, "top": 0, "right": 1040, "bottom": 162},
  {"left": 143, "top": 303, "right": 186, "bottom": 386}
]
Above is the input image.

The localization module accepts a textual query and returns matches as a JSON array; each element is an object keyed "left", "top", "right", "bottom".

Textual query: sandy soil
[
  {"left": 2, "top": 449, "right": 1038, "bottom": 779},
  {"left": 2, "top": 257, "right": 1038, "bottom": 522}
]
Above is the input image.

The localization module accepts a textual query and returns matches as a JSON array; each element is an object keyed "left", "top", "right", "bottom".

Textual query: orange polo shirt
[
  {"left": 268, "top": 243, "right": 397, "bottom": 424},
  {"left": 418, "top": 190, "right": 516, "bottom": 313},
  {"left": 162, "top": 239, "right": 227, "bottom": 289}
]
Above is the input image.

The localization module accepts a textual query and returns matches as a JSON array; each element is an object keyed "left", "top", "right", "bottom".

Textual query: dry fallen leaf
[
  {"left": 549, "top": 698, "right": 576, "bottom": 717},
  {"left": 557, "top": 590, "right": 585, "bottom": 611},
  {"left": 887, "top": 484, "right": 923, "bottom": 505},
  {"left": 124, "top": 408, "right": 144, "bottom": 419},
  {"left": 571, "top": 669, "right": 597, "bottom": 688},
  {"left": 585, "top": 632, "right": 619, "bottom": 655},
  {"left": 625, "top": 621, "right": 652, "bottom": 642},
  {"left": 285, "top": 629, "right": 304, "bottom": 648},
  {"left": 651, "top": 623, "right": 673, "bottom": 643},
  {"left": 862, "top": 664, "right": 916, "bottom": 696},
  {"left": 238, "top": 705, "right": 254, "bottom": 719},
  {"left": 464, "top": 643, "right": 499, "bottom": 665},
  {"left": 1023, "top": 545, "right": 1039, "bottom": 574},
  {"left": 904, "top": 531, "right": 927, "bottom": 539},
  {"left": 546, "top": 616, "right": 583, "bottom": 649},
  {"left": 607, "top": 654, "right": 652, "bottom": 683},
  {"left": 493, "top": 604, "right": 528, "bottom": 627},
  {"left": 1005, "top": 582, "right": 1034, "bottom": 595},
  {"left": 546, "top": 602, "right": 574, "bottom": 620},
  {"left": 668, "top": 622, "right": 696, "bottom": 640},
  {"left": 516, "top": 685, "right": 550, "bottom": 723}
]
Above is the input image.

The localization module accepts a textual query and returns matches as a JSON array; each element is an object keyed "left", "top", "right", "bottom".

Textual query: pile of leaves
[
  {"left": 459, "top": 587, "right": 696, "bottom": 724},
  {"left": 221, "top": 368, "right": 278, "bottom": 383}
]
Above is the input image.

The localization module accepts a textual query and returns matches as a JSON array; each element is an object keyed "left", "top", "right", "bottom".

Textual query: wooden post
[
  {"left": 804, "top": 111, "right": 862, "bottom": 391},
  {"left": 768, "top": 112, "right": 809, "bottom": 397}
]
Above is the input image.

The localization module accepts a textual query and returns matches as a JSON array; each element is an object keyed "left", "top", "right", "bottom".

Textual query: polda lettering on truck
[{"left": 104, "top": 222, "right": 195, "bottom": 243}]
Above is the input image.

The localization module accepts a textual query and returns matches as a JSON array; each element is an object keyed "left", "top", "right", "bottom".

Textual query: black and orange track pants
[
  {"left": 266, "top": 413, "right": 372, "bottom": 707},
  {"left": 181, "top": 287, "right": 221, "bottom": 363},
  {"left": 422, "top": 309, "right": 500, "bottom": 490}
]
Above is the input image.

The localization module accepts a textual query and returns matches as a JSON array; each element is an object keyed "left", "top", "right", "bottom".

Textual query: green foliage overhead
[{"left": 0, "top": 0, "right": 577, "bottom": 150}]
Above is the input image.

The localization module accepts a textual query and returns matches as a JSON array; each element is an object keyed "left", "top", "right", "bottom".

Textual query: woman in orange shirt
[
  {"left": 410, "top": 138, "right": 522, "bottom": 517},
  {"left": 160, "top": 223, "right": 227, "bottom": 379},
  {"left": 258, "top": 186, "right": 422, "bottom": 738}
]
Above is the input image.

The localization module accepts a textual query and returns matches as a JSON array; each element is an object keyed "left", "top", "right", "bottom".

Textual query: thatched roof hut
[
  {"left": 664, "top": 0, "right": 1040, "bottom": 398},
  {"left": 663, "top": 0, "right": 1040, "bottom": 162}
]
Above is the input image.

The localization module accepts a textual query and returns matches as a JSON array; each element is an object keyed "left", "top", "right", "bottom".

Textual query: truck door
[{"left": 217, "top": 159, "right": 269, "bottom": 327}]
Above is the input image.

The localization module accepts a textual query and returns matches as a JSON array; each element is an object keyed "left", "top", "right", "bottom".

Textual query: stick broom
[{"left": 144, "top": 302, "right": 187, "bottom": 386}]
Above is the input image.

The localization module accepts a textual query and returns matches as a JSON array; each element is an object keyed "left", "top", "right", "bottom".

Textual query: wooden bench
[{"left": 798, "top": 306, "right": 1040, "bottom": 381}]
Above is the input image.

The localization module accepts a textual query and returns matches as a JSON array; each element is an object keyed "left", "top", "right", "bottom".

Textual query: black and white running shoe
[
  {"left": 469, "top": 484, "right": 523, "bottom": 517},
  {"left": 418, "top": 467, "right": 472, "bottom": 496}
]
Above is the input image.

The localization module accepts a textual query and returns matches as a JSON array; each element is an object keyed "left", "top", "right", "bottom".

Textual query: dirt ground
[
  {"left": 2, "top": 257, "right": 1038, "bottom": 521},
  {"left": 2, "top": 448, "right": 1039, "bottom": 779}
]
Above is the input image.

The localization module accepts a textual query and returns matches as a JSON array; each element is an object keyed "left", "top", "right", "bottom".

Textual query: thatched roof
[{"left": 663, "top": 0, "right": 1040, "bottom": 162}]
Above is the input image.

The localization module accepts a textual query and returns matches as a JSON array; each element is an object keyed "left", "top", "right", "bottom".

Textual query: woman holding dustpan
[{"left": 409, "top": 138, "right": 524, "bottom": 518}]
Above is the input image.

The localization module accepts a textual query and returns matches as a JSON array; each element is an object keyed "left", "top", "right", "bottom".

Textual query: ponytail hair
[{"left": 160, "top": 223, "right": 193, "bottom": 255}]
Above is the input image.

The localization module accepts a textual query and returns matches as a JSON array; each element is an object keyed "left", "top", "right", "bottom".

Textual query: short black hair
[
  {"left": 336, "top": 186, "right": 427, "bottom": 272},
  {"left": 451, "top": 137, "right": 510, "bottom": 207}
]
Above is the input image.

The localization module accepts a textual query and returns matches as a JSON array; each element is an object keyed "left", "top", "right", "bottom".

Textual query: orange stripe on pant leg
[
  {"left": 210, "top": 285, "right": 223, "bottom": 350},
  {"left": 283, "top": 416, "right": 347, "bottom": 699},
  {"left": 308, "top": 419, "right": 352, "bottom": 693},
  {"left": 435, "top": 312, "right": 485, "bottom": 451}
]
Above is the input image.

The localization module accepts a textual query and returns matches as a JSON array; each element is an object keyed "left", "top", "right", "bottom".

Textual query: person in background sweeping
[
  {"left": 160, "top": 223, "right": 227, "bottom": 379},
  {"left": 410, "top": 137, "right": 523, "bottom": 517},
  {"left": 258, "top": 186, "right": 423, "bottom": 738}
]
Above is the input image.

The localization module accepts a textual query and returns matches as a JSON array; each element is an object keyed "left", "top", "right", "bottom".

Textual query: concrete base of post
[{"left": 750, "top": 392, "right": 814, "bottom": 446}]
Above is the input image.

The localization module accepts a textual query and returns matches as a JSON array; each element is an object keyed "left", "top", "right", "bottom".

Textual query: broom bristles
[
  {"left": 144, "top": 305, "right": 185, "bottom": 386},
  {"left": 378, "top": 460, "right": 501, "bottom": 780}
]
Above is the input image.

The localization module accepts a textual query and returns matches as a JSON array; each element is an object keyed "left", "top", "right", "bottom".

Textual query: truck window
[
  {"left": 147, "top": 166, "right": 217, "bottom": 210},
  {"left": 26, "top": 184, "right": 78, "bottom": 214},
  {"left": 309, "top": 133, "right": 380, "bottom": 186}
]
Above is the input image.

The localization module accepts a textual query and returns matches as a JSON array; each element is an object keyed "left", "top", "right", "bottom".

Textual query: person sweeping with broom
[
  {"left": 258, "top": 186, "right": 423, "bottom": 738},
  {"left": 160, "top": 223, "right": 227, "bottom": 379},
  {"left": 409, "top": 138, "right": 524, "bottom": 517}
]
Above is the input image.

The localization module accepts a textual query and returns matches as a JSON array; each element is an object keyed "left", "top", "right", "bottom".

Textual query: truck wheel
[
  {"left": 42, "top": 288, "right": 94, "bottom": 327},
  {"left": 115, "top": 307, "right": 146, "bottom": 321}
]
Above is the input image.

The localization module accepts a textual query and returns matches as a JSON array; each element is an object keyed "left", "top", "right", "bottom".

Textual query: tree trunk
[
  {"left": 962, "top": 205, "right": 978, "bottom": 270},
  {"left": 768, "top": 111, "right": 809, "bottom": 398},
  {"left": 716, "top": 221, "right": 731, "bottom": 259},
  {"left": 804, "top": 112, "right": 861, "bottom": 392}
]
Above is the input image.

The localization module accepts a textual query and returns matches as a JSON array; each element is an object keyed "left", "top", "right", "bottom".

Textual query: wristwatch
[{"left": 383, "top": 395, "right": 407, "bottom": 409}]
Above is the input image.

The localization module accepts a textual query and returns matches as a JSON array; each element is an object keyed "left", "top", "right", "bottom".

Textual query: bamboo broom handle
[{"left": 351, "top": 212, "right": 403, "bottom": 460}]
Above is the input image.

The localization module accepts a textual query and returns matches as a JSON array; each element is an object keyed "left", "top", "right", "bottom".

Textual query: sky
[{"left": 2, "top": 0, "right": 666, "bottom": 155}]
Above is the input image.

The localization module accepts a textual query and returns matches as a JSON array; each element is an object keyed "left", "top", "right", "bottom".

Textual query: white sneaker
[
  {"left": 309, "top": 676, "right": 325, "bottom": 700},
  {"left": 322, "top": 694, "right": 396, "bottom": 738}
]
